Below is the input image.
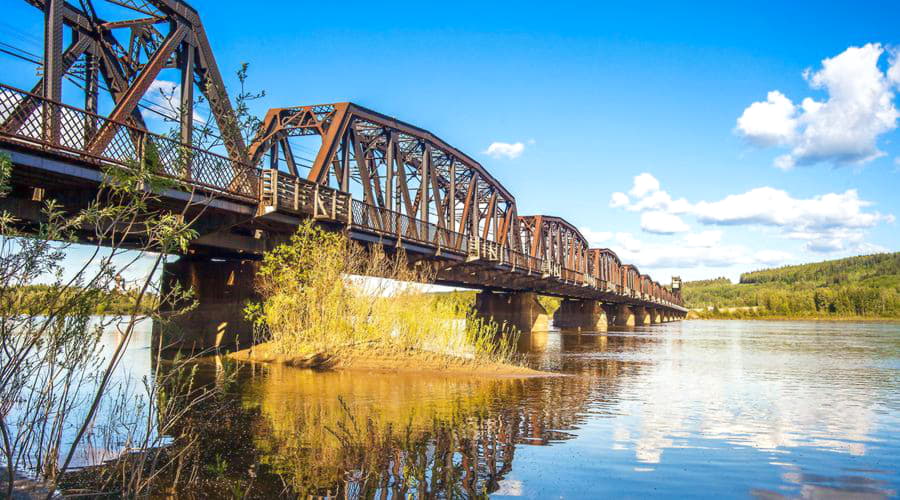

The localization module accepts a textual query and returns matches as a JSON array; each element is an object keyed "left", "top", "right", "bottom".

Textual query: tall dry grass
[{"left": 244, "top": 221, "right": 519, "bottom": 365}]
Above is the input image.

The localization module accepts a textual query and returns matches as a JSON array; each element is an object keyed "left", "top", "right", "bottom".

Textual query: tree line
[{"left": 683, "top": 252, "right": 900, "bottom": 319}]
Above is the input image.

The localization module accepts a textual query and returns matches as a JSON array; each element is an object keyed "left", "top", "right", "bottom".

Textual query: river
[{"left": 88, "top": 320, "right": 900, "bottom": 497}]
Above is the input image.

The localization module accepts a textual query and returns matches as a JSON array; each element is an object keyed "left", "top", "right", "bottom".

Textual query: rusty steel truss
[
  {"left": 9, "top": 0, "right": 247, "bottom": 158},
  {"left": 0, "top": 0, "right": 685, "bottom": 311},
  {"left": 250, "top": 103, "right": 520, "bottom": 254},
  {"left": 518, "top": 215, "right": 589, "bottom": 279}
]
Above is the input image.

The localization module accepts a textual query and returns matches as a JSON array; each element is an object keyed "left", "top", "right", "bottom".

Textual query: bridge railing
[
  {"left": 0, "top": 84, "right": 257, "bottom": 201},
  {"left": 259, "top": 169, "right": 351, "bottom": 221},
  {"left": 350, "top": 200, "right": 470, "bottom": 253},
  {"left": 503, "top": 248, "right": 543, "bottom": 274}
]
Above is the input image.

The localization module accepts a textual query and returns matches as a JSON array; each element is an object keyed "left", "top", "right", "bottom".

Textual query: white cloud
[
  {"left": 693, "top": 187, "right": 894, "bottom": 254},
  {"left": 614, "top": 232, "right": 643, "bottom": 253},
  {"left": 613, "top": 173, "right": 691, "bottom": 215},
  {"left": 611, "top": 232, "right": 762, "bottom": 270},
  {"left": 483, "top": 142, "right": 525, "bottom": 159},
  {"left": 754, "top": 249, "right": 793, "bottom": 265},
  {"left": 640, "top": 211, "right": 690, "bottom": 234},
  {"left": 785, "top": 227, "right": 879, "bottom": 254},
  {"left": 683, "top": 230, "right": 722, "bottom": 248},
  {"left": 146, "top": 79, "right": 203, "bottom": 123},
  {"left": 692, "top": 187, "right": 893, "bottom": 231},
  {"left": 608, "top": 172, "right": 894, "bottom": 256},
  {"left": 629, "top": 173, "right": 660, "bottom": 198},
  {"left": 736, "top": 43, "right": 900, "bottom": 168},
  {"left": 627, "top": 189, "right": 692, "bottom": 214},
  {"left": 580, "top": 227, "right": 612, "bottom": 247},
  {"left": 609, "top": 192, "right": 630, "bottom": 208},
  {"left": 736, "top": 90, "right": 797, "bottom": 147}
]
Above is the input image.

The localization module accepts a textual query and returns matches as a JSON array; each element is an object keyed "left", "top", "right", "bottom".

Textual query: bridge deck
[{"left": 0, "top": 83, "right": 686, "bottom": 313}]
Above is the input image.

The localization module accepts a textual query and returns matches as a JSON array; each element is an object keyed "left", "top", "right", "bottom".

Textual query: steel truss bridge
[{"left": 0, "top": 0, "right": 686, "bottom": 322}]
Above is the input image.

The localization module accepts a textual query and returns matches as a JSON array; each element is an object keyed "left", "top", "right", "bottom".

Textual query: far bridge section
[{"left": 0, "top": 0, "right": 686, "bottom": 351}]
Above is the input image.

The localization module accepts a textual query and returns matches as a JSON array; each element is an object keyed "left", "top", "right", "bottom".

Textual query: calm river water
[{"left": 122, "top": 319, "right": 899, "bottom": 497}]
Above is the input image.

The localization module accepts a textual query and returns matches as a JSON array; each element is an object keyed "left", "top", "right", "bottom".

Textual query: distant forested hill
[{"left": 683, "top": 253, "right": 900, "bottom": 319}]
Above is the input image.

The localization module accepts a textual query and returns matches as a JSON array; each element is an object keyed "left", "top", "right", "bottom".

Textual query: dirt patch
[{"left": 225, "top": 342, "right": 557, "bottom": 378}]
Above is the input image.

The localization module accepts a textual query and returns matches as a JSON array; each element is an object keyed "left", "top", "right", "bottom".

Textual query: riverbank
[
  {"left": 687, "top": 311, "right": 900, "bottom": 322},
  {"left": 225, "top": 341, "right": 555, "bottom": 378}
]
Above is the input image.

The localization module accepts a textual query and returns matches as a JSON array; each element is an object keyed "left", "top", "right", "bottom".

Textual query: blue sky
[{"left": 3, "top": 1, "right": 899, "bottom": 282}]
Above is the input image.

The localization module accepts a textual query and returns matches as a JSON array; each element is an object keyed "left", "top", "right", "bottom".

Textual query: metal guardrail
[
  {"left": 0, "top": 84, "right": 258, "bottom": 201},
  {"left": 350, "top": 199, "right": 469, "bottom": 252},
  {"left": 259, "top": 169, "right": 350, "bottom": 221}
]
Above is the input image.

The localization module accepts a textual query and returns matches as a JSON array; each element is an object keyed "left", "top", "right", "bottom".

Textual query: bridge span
[{"left": 0, "top": 0, "right": 686, "bottom": 350}]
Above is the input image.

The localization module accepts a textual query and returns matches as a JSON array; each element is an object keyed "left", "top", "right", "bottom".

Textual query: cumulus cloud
[
  {"left": 610, "top": 173, "right": 691, "bottom": 215},
  {"left": 692, "top": 188, "right": 893, "bottom": 231},
  {"left": 609, "top": 192, "right": 630, "bottom": 208},
  {"left": 628, "top": 189, "right": 692, "bottom": 214},
  {"left": 736, "top": 43, "right": 900, "bottom": 169},
  {"left": 483, "top": 142, "right": 525, "bottom": 159},
  {"left": 641, "top": 211, "right": 690, "bottom": 234},
  {"left": 682, "top": 230, "right": 722, "bottom": 248},
  {"left": 693, "top": 187, "right": 894, "bottom": 253},
  {"left": 736, "top": 91, "right": 797, "bottom": 147},
  {"left": 610, "top": 232, "right": 770, "bottom": 269},
  {"left": 580, "top": 227, "right": 613, "bottom": 247},
  {"left": 608, "top": 173, "right": 894, "bottom": 254},
  {"left": 629, "top": 173, "right": 660, "bottom": 197}
]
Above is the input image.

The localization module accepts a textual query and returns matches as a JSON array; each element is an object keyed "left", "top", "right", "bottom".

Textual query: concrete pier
[
  {"left": 553, "top": 299, "right": 609, "bottom": 332},
  {"left": 634, "top": 306, "right": 651, "bottom": 326},
  {"left": 474, "top": 291, "right": 550, "bottom": 333},
  {"left": 154, "top": 257, "right": 259, "bottom": 352},
  {"left": 615, "top": 304, "right": 636, "bottom": 326}
]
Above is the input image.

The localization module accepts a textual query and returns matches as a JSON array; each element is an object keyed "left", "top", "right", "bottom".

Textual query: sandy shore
[{"left": 225, "top": 342, "right": 558, "bottom": 378}]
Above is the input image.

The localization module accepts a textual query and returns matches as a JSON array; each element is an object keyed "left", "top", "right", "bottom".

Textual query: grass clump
[{"left": 244, "top": 221, "right": 520, "bottom": 367}]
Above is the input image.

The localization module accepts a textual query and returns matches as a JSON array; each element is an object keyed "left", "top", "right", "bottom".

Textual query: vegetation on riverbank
[
  {"left": 0, "top": 284, "right": 158, "bottom": 315},
  {"left": 242, "top": 221, "right": 526, "bottom": 371},
  {"left": 684, "top": 253, "right": 900, "bottom": 319}
]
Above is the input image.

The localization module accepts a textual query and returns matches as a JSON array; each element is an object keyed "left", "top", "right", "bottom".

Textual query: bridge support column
[
  {"left": 633, "top": 306, "right": 651, "bottom": 326},
  {"left": 153, "top": 257, "right": 259, "bottom": 352},
  {"left": 474, "top": 291, "right": 549, "bottom": 333},
  {"left": 602, "top": 304, "right": 618, "bottom": 326},
  {"left": 614, "top": 304, "right": 635, "bottom": 327},
  {"left": 553, "top": 299, "right": 608, "bottom": 332},
  {"left": 649, "top": 308, "right": 662, "bottom": 324}
]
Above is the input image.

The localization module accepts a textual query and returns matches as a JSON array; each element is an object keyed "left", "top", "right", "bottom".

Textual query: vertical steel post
[
  {"left": 340, "top": 134, "right": 350, "bottom": 192},
  {"left": 421, "top": 143, "right": 430, "bottom": 227},
  {"left": 42, "top": 0, "right": 64, "bottom": 145},
  {"left": 385, "top": 131, "right": 394, "bottom": 213},
  {"left": 179, "top": 41, "right": 195, "bottom": 147},
  {"left": 448, "top": 160, "right": 456, "bottom": 234},
  {"left": 83, "top": 41, "right": 99, "bottom": 146}
]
